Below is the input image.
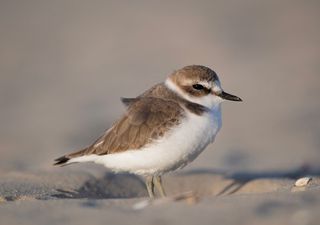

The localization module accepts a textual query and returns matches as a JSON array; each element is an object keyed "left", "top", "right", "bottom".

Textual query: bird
[{"left": 54, "top": 65, "right": 242, "bottom": 198}]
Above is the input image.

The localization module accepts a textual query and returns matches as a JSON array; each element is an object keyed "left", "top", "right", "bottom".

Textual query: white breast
[{"left": 72, "top": 105, "right": 222, "bottom": 176}]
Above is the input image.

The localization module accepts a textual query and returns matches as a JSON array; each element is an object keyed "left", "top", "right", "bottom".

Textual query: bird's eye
[{"left": 192, "top": 84, "right": 204, "bottom": 90}]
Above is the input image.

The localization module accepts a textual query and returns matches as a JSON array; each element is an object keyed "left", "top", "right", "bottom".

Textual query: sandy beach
[
  {"left": 1, "top": 169, "right": 320, "bottom": 225},
  {"left": 1, "top": 1, "right": 320, "bottom": 224}
]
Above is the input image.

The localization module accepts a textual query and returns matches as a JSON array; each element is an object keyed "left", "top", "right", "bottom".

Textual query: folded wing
[{"left": 54, "top": 97, "right": 184, "bottom": 165}]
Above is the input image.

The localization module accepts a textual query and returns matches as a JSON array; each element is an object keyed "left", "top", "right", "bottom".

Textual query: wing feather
[{"left": 64, "top": 97, "right": 184, "bottom": 159}]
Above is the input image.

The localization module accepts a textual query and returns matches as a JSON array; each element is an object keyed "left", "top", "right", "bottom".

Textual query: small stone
[{"left": 294, "top": 177, "right": 312, "bottom": 187}]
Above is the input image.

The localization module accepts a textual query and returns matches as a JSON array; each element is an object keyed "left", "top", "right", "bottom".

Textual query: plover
[{"left": 54, "top": 65, "right": 242, "bottom": 198}]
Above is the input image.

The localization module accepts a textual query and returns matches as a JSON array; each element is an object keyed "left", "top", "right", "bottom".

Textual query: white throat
[{"left": 165, "top": 78, "right": 223, "bottom": 109}]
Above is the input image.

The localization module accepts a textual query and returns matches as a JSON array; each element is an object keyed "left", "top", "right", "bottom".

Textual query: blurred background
[{"left": 0, "top": 0, "right": 319, "bottom": 174}]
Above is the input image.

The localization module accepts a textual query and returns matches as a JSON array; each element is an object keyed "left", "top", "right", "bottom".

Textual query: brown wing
[{"left": 59, "top": 97, "right": 184, "bottom": 162}]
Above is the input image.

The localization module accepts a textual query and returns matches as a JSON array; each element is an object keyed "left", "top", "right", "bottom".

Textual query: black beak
[{"left": 219, "top": 91, "right": 242, "bottom": 102}]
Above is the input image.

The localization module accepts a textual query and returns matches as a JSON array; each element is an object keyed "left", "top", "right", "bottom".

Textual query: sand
[
  {"left": 1, "top": 1, "right": 320, "bottom": 224},
  {"left": 0, "top": 169, "right": 320, "bottom": 225}
]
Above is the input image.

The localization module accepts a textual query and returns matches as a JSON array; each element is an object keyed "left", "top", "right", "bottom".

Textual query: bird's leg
[
  {"left": 153, "top": 175, "right": 166, "bottom": 197},
  {"left": 145, "top": 175, "right": 155, "bottom": 198}
]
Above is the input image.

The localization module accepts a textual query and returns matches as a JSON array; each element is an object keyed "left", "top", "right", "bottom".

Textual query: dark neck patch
[{"left": 183, "top": 101, "right": 210, "bottom": 116}]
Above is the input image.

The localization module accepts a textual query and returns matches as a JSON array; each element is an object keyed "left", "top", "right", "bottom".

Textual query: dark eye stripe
[{"left": 181, "top": 85, "right": 211, "bottom": 97}]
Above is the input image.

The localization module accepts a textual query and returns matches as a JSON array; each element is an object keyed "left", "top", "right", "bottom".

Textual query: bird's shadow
[
  {"left": 52, "top": 173, "right": 147, "bottom": 199},
  {"left": 52, "top": 165, "right": 320, "bottom": 200}
]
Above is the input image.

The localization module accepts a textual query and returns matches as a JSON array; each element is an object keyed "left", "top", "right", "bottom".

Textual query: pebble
[{"left": 294, "top": 177, "right": 312, "bottom": 187}]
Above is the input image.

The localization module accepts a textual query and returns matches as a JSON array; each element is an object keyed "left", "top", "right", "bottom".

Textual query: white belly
[{"left": 73, "top": 106, "right": 222, "bottom": 176}]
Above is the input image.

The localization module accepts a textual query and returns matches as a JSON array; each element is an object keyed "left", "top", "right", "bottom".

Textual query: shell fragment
[{"left": 294, "top": 177, "right": 312, "bottom": 187}]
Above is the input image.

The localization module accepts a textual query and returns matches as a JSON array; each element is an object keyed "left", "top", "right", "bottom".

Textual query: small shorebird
[{"left": 54, "top": 65, "right": 242, "bottom": 198}]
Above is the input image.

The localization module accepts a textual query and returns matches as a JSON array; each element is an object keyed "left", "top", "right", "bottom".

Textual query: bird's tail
[
  {"left": 53, "top": 155, "right": 71, "bottom": 166},
  {"left": 53, "top": 148, "right": 89, "bottom": 166}
]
